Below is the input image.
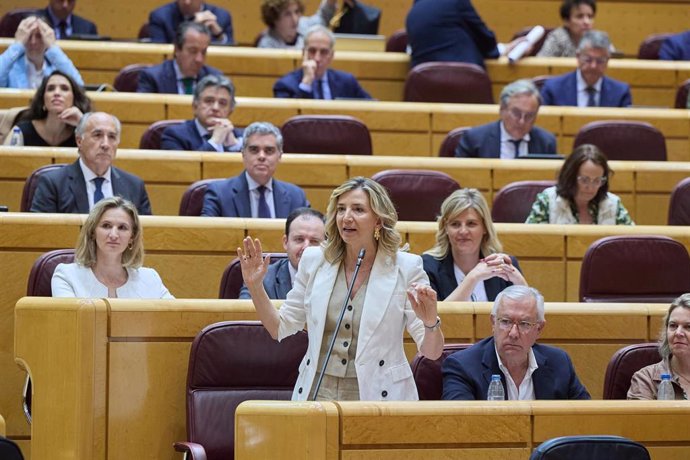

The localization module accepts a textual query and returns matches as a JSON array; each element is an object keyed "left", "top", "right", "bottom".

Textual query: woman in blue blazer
[
  {"left": 423, "top": 188, "right": 527, "bottom": 301},
  {"left": 239, "top": 177, "right": 444, "bottom": 401}
]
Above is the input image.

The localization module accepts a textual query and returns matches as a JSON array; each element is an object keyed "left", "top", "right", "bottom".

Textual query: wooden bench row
[
  {"left": 2, "top": 38, "right": 690, "bottom": 105},
  {"left": 2, "top": 91, "right": 689, "bottom": 162},
  {"left": 4, "top": 0, "right": 690, "bottom": 56},
  {"left": 14, "top": 297, "right": 676, "bottom": 459},
  {"left": 2, "top": 147, "right": 688, "bottom": 225}
]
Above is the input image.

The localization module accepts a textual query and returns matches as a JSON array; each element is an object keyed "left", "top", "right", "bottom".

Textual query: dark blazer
[
  {"left": 442, "top": 336, "right": 591, "bottom": 400},
  {"left": 540, "top": 71, "right": 632, "bottom": 107},
  {"left": 137, "top": 59, "right": 222, "bottom": 94},
  {"left": 422, "top": 252, "right": 521, "bottom": 301},
  {"left": 41, "top": 8, "right": 98, "bottom": 36},
  {"left": 273, "top": 68, "right": 372, "bottom": 100},
  {"left": 659, "top": 30, "right": 690, "bottom": 61},
  {"left": 201, "top": 172, "right": 309, "bottom": 217},
  {"left": 30, "top": 160, "right": 152, "bottom": 215},
  {"left": 455, "top": 120, "right": 557, "bottom": 158},
  {"left": 160, "top": 119, "right": 243, "bottom": 151},
  {"left": 405, "top": 0, "right": 499, "bottom": 68},
  {"left": 148, "top": 2, "right": 234, "bottom": 45},
  {"left": 239, "top": 258, "right": 292, "bottom": 299}
]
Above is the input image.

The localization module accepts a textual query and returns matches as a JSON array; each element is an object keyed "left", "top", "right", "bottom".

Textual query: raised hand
[
  {"left": 37, "top": 19, "right": 56, "bottom": 48},
  {"left": 15, "top": 17, "right": 36, "bottom": 45},
  {"left": 300, "top": 58, "right": 317, "bottom": 86},
  {"left": 237, "top": 236, "right": 270, "bottom": 290},
  {"left": 58, "top": 107, "right": 84, "bottom": 126},
  {"left": 407, "top": 282, "right": 438, "bottom": 326},
  {"left": 194, "top": 10, "right": 222, "bottom": 37}
]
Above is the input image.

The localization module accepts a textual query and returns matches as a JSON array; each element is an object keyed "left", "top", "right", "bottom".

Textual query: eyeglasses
[
  {"left": 507, "top": 107, "right": 537, "bottom": 123},
  {"left": 578, "top": 54, "right": 609, "bottom": 66},
  {"left": 496, "top": 317, "right": 539, "bottom": 333},
  {"left": 577, "top": 176, "right": 607, "bottom": 186}
]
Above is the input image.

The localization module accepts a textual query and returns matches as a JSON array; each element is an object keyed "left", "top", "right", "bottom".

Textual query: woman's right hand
[
  {"left": 237, "top": 236, "right": 270, "bottom": 290},
  {"left": 58, "top": 107, "right": 84, "bottom": 127}
]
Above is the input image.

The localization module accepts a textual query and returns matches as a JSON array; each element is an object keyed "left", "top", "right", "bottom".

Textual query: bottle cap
[
  {"left": 491, "top": 374, "right": 501, "bottom": 381},
  {"left": 661, "top": 373, "right": 671, "bottom": 380}
]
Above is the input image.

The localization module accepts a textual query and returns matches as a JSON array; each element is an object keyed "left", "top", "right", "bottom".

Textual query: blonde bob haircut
[
  {"left": 75, "top": 196, "right": 144, "bottom": 269},
  {"left": 658, "top": 293, "right": 690, "bottom": 360},
  {"left": 323, "top": 177, "right": 402, "bottom": 264},
  {"left": 424, "top": 188, "right": 502, "bottom": 259}
]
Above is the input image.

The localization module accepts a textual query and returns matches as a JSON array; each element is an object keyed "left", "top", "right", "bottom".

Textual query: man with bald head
[{"left": 30, "top": 112, "right": 151, "bottom": 215}]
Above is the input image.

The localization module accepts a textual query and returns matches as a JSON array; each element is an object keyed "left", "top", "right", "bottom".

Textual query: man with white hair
[{"left": 442, "top": 285, "right": 590, "bottom": 400}]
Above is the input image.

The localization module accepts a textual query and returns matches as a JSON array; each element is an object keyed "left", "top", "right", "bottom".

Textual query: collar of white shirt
[
  {"left": 495, "top": 343, "right": 539, "bottom": 400},
  {"left": 499, "top": 122, "right": 531, "bottom": 159}
]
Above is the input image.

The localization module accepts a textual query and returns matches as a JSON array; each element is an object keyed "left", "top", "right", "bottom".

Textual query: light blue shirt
[{"left": 0, "top": 42, "right": 84, "bottom": 89}]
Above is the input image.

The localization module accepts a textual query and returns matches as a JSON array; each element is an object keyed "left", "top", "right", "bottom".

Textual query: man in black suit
[
  {"left": 239, "top": 207, "right": 325, "bottom": 299},
  {"left": 148, "top": 0, "right": 233, "bottom": 45},
  {"left": 42, "top": 0, "right": 98, "bottom": 39},
  {"left": 455, "top": 79, "right": 557, "bottom": 159},
  {"left": 273, "top": 25, "right": 372, "bottom": 100},
  {"left": 30, "top": 112, "right": 152, "bottom": 215},
  {"left": 161, "top": 74, "right": 242, "bottom": 152},
  {"left": 137, "top": 22, "right": 221, "bottom": 95}
]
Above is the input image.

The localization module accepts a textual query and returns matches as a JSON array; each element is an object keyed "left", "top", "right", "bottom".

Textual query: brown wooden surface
[
  {"left": 15, "top": 298, "right": 673, "bottom": 460},
  {"left": 2, "top": 0, "right": 690, "bottom": 53}
]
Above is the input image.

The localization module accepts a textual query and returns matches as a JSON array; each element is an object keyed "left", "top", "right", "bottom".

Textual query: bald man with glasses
[
  {"left": 455, "top": 79, "right": 557, "bottom": 159},
  {"left": 442, "top": 285, "right": 590, "bottom": 400}
]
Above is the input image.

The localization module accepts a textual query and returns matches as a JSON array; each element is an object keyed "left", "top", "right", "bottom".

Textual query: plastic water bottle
[
  {"left": 657, "top": 373, "right": 675, "bottom": 400},
  {"left": 487, "top": 374, "right": 505, "bottom": 401},
  {"left": 9, "top": 126, "right": 23, "bottom": 146}
]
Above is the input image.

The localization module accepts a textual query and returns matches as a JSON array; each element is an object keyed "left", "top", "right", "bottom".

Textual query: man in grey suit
[
  {"left": 30, "top": 112, "right": 152, "bottom": 215},
  {"left": 455, "top": 79, "right": 557, "bottom": 159},
  {"left": 239, "top": 207, "right": 325, "bottom": 299},
  {"left": 201, "top": 121, "right": 309, "bottom": 217}
]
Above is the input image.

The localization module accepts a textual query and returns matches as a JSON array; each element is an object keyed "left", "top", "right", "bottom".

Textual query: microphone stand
[{"left": 311, "top": 248, "right": 366, "bottom": 401}]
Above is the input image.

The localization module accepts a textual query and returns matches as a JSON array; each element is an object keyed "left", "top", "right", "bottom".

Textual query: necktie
[
  {"left": 93, "top": 177, "right": 105, "bottom": 204},
  {"left": 313, "top": 80, "right": 323, "bottom": 100},
  {"left": 182, "top": 77, "right": 195, "bottom": 95},
  {"left": 586, "top": 86, "right": 597, "bottom": 107},
  {"left": 319, "top": 79, "right": 329, "bottom": 100},
  {"left": 509, "top": 139, "right": 522, "bottom": 158},
  {"left": 257, "top": 185, "right": 271, "bottom": 218},
  {"left": 58, "top": 21, "right": 67, "bottom": 39}
]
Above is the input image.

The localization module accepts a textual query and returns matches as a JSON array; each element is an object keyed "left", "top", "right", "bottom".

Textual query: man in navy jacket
[
  {"left": 42, "top": 0, "right": 97, "bottom": 39},
  {"left": 442, "top": 285, "right": 590, "bottom": 400},
  {"left": 456, "top": 79, "right": 557, "bottom": 158},
  {"left": 148, "top": 0, "right": 233, "bottom": 45},
  {"left": 273, "top": 25, "right": 372, "bottom": 100},
  {"left": 541, "top": 30, "right": 631, "bottom": 107},
  {"left": 659, "top": 30, "right": 690, "bottom": 61},
  {"left": 137, "top": 22, "right": 221, "bottom": 94}
]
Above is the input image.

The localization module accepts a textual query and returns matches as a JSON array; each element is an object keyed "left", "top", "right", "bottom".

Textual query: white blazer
[
  {"left": 277, "top": 246, "right": 428, "bottom": 401},
  {"left": 51, "top": 263, "right": 174, "bottom": 299}
]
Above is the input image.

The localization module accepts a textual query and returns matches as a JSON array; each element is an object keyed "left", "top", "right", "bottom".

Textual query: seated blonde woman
[
  {"left": 52, "top": 196, "right": 173, "bottom": 298},
  {"left": 422, "top": 188, "right": 527, "bottom": 301}
]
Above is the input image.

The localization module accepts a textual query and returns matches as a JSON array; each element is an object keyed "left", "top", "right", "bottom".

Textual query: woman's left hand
[
  {"left": 483, "top": 253, "right": 527, "bottom": 285},
  {"left": 407, "top": 283, "right": 438, "bottom": 326},
  {"left": 58, "top": 107, "right": 84, "bottom": 127}
]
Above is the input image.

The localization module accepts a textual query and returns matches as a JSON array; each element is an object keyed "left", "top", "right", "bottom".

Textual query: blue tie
[
  {"left": 586, "top": 86, "right": 597, "bottom": 107},
  {"left": 509, "top": 139, "right": 522, "bottom": 158},
  {"left": 93, "top": 177, "right": 105, "bottom": 204},
  {"left": 257, "top": 185, "right": 271, "bottom": 218}
]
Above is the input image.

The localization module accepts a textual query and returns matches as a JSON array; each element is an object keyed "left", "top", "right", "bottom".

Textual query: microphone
[
  {"left": 507, "top": 26, "right": 545, "bottom": 64},
  {"left": 311, "top": 248, "right": 366, "bottom": 400}
]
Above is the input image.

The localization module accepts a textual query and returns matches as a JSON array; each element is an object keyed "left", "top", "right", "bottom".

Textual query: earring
[
  {"left": 374, "top": 227, "right": 380, "bottom": 241},
  {"left": 128, "top": 241, "right": 133, "bottom": 250}
]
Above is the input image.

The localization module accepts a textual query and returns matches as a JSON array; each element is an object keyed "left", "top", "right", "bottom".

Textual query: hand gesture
[
  {"left": 37, "top": 19, "right": 56, "bottom": 48},
  {"left": 237, "top": 236, "right": 270, "bottom": 290},
  {"left": 407, "top": 283, "right": 438, "bottom": 326},
  {"left": 15, "top": 17, "right": 36, "bottom": 45},
  {"left": 300, "top": 57, "right": 317, "bottom": 85},
  {"left": 58, "top": 106, "right": 84, "bottom": 127},
  {"left": 208, "top": 118, "right": 238, "bottom": 147},
  {"left": 195, "top": 10, "right": 222, "bottom": 37},
  {"left": 481, "top": 253, "right": 527, "bottom": 285}
]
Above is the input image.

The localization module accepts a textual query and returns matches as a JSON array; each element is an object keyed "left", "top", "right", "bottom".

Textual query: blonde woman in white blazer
[{"left": 240, "top": 177, "right": 444, "bottom": 401}]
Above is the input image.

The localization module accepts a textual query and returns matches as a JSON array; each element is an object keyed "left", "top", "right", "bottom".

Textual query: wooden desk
[
  {"left": 236, "top": 400, "right": 690, "bottom": 460},
  {"left": 14, "top": 298, "right": 673, "bottom": 460},
  {"left": 2, "top": 147, "right": 689, "bottom": 224},
  {"left": 2, "top": 0, "right": 690, "bottom": 54}
]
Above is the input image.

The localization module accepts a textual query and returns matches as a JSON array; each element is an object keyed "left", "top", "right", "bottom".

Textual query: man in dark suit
[
  {"left": 30, "top": 112, "right": 151, "bottom": 215},
  {"left": 273, "top": 25, "right": 372, "bottom": 100},
  {"left": 659, "top": 30, "right": 690, "bottom": 61},
  {"left": 148, "top": 0, "right": 233, "bottom": 45},
  {"left": 239, "top": 207, "right": 325, "bottom": 299},
  {"left": 442, "top": 285, "right": 590, "bottom": 400},
  {"left": 202, "top": 121, "right": 309, "bottom": 217},
  {"left": 161, "top": 74, "right": 242, "bottom": 152},
  {"left": 137, "top": 22, "right": 221, "bottom": 95},
  {"left": 455, "top": 79, "right": 557, "bottom": 158},
  {"left": 541, "top": 30, "right": 632, "bottom": 107},
  {"left": 42, "top": 0, "right": 98, "bottom": 39}
]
